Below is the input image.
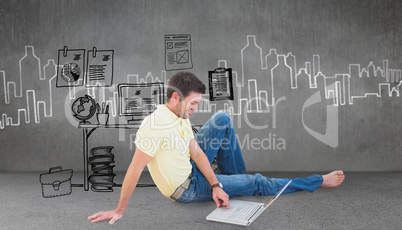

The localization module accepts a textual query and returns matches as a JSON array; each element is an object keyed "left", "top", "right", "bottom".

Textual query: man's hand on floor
[
  {"left": 88, "top": 209, "right": 123, "bottom": 224},
  {"left": 212, "top": 187, "right": 230, "bottom": 208}
]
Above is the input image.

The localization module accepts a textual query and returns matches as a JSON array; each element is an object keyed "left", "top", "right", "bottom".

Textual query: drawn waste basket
[{"left": 40, "top": 166, "right": 73, "bottom": 198}]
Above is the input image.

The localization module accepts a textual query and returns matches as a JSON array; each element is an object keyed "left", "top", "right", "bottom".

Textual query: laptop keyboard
[{"left": 229, "top": 203, "right": 263, "bottom": 221}]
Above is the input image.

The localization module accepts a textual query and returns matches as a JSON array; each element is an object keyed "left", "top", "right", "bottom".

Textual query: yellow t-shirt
[{"left": 134, "top": 104, "right": 195, "bottom": 197}]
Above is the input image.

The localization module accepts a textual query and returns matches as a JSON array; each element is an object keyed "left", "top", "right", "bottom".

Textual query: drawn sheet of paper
[
  {"left": 56, "top": 48, "right": 85, "bottom": 87},
  {"left": 212, "top": 72, "right": 231, "bottom": 97},
  {"left": 86, "top": 50, "right": 114, "bottom": 87},
  {"left": 165, "top": 34, "right": 193, "bottom": 71}
]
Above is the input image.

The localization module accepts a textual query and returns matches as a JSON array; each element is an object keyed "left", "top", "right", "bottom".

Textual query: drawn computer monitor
[{"left": 118, "top": 82, "right": 165, "bottom": 124}]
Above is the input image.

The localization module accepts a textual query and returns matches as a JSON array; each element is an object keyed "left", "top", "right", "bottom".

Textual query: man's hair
[{"left": 167, "top": 72, "right": 206, "bottom": 101}]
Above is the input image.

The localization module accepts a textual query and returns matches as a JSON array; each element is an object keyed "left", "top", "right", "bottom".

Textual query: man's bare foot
[{"left": 320, "top": 170, "right": 345, "bottom": 187}]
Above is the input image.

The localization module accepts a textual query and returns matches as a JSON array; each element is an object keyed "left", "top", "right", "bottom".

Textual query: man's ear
[{"left": 172, "top": 92, "right": 181, "bottom": 102}]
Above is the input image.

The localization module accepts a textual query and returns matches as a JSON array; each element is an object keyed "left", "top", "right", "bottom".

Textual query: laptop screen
[{"left": 265, "top": 180, "right": 292, "bottom": 207}]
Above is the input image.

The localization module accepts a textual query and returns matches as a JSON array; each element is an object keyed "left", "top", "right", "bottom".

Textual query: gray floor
[{"left": 1, "top": 171, "right": 402, "bottom": 230}]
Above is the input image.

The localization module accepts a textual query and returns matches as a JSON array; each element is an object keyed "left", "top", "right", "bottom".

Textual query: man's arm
[
  {"left": 88, "top": 146, "right": 153, "bottom": 224},
  {"left": 189, "top": 139, "right": 230, "bottom": 208}
]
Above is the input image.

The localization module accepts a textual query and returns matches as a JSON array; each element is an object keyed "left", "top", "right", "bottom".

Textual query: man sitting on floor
[{"left": 88, "top": 71, "right": 345, "bottom": 224}]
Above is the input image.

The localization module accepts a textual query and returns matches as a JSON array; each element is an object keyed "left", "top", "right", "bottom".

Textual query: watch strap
[{"left": 210, "top": 183, "right": 221, "bottom": 190}]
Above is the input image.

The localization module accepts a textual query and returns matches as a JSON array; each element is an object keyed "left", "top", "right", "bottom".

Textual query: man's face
[{"left": 175, "top": 91, "right": 202, "bottom": 119}]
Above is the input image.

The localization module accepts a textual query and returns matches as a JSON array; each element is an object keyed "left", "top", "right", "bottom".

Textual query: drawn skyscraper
[
  {"left": 241, "top": 35, "right": 264, "bottom": 112},
  {"left": 285, "top": 53, "right": 297, "bottom": 88},
  {"left": 37, "top": 60, "right": 57, "bottom": 121},
  {"left": 296, "top": 69, "right": 311, "bottom": 91},
  {"left": 348, "top": 64, "right": 360, "bottom": 104},
  {"left": 315, "top": 72, "right": 326, "bottom": 97},
  {"left": 20, "top": 46, "right": 42, "bottom": 123},
  {"left": 265, "top": 49, "right": 278, "bottom": 106},
  {"left": 312, "top": 55, "right": 320, "bottom": 86},
  {"left": 271, "top": 55, "right": 292, "bottom": 103}
]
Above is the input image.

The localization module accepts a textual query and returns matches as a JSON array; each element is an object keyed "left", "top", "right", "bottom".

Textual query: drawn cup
[{"left": 97, "top": 113, "right": 109, "bottom": 125}]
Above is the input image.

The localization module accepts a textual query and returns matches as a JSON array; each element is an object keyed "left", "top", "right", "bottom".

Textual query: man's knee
[{"left": 212, "top": 112, "right": 232, "bottom": 126}]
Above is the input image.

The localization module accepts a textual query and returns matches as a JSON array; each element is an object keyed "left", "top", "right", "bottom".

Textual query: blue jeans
[{"left": 171, "top": 112, "right": 323, "bottom": 203}]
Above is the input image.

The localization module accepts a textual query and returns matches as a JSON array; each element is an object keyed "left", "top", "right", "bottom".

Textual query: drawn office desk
[{"left": 78, "top": 124, "right": 140, "bottom": 191}]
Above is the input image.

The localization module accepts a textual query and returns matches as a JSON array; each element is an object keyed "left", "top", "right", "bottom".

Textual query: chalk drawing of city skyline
[{"left": 0, "top": 36, "right": 400, "bottom": 129}]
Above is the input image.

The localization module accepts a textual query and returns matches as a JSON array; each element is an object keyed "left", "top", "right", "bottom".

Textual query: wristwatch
[{"left": 210, "top": 182, "right": 223, "bottom": 190}]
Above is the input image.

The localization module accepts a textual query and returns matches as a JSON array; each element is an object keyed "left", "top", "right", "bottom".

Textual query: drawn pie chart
[{"left": 61, "top": 63, "right": 80, "bottom": 82}]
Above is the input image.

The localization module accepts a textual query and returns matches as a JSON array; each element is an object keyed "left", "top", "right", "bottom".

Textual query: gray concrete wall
[{"left": 0, "top": 0, "right": 401, "bottom": 172}]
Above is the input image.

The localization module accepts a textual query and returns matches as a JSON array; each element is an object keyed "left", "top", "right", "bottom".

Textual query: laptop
[{"left": 206, "top": 180, "right": 292, "bottom": 226}]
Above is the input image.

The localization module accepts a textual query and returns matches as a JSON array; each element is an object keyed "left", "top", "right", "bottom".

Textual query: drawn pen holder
[{"left": 97, "top": 113, "right": 109, "bottom": 125}]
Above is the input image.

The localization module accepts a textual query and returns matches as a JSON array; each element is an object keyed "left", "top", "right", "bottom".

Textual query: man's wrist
[
  {"left": 115, "top": 207, "right": 125, "bottom": 214},
  {"left": 210, "top": 182, "right": 223, "bottom": 190}
]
